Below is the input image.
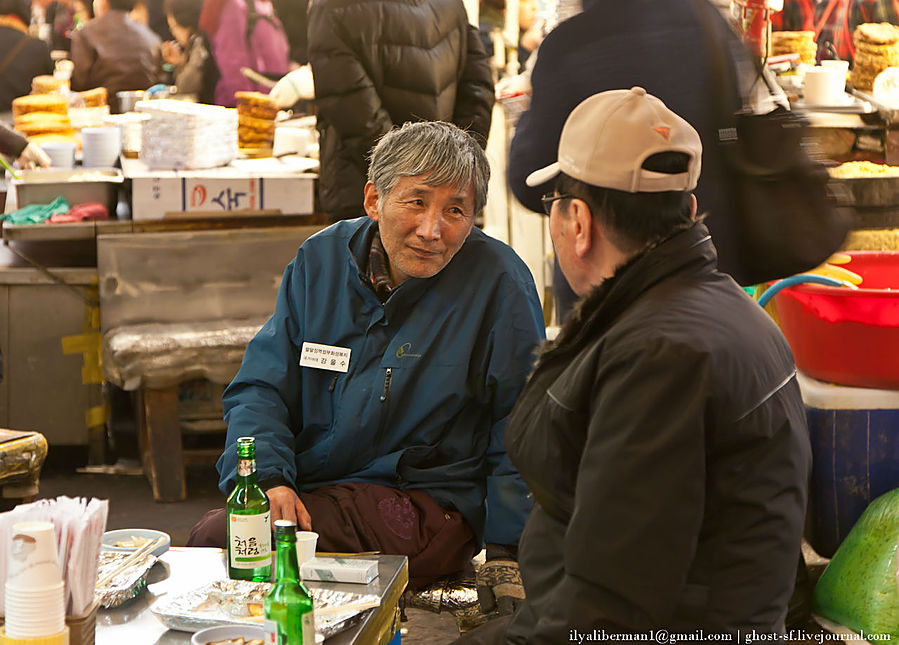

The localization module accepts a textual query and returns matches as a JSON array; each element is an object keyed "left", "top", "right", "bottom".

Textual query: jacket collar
[{"left": 539, "top": 221, "right": 717, "bottom": 365}]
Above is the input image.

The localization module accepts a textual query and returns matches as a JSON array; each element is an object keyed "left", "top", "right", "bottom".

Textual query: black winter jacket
[
  {"left": 307, "top": 0, "right": 494, "bottom": 221},
  {"left": 503, "top": 223, "right": 811, "bottom": 642},
  {"left": 508, "top": 0, "right": 757, "bottom": 284}
]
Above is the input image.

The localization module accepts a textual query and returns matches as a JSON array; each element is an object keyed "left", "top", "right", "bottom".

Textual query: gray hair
[{"left": 367, "top": 121, "right": 490, "bottom": 215}]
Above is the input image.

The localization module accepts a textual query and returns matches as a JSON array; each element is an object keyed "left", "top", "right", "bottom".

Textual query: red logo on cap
[{"left": 654, "top": 127, "right": 671, "bottom": 140}]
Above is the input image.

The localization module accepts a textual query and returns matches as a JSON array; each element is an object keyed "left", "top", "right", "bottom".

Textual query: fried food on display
[
  {"left": 234, "top": 91, "right": 277, "bottom": 151},
  {"left": 851, "top": 23, "right": 899, "bottom": 90},
  {"left": 771, "top": 30, "right": 817, "bottom": 65}
]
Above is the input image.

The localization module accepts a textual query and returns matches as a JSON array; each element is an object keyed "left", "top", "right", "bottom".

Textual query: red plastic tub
[{"left": 773, "top": 251, "right": 899, "bottom": 389}]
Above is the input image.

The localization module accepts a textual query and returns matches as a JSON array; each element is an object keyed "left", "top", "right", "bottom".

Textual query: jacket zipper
[{"left": 380, "top": 367, "right": 392, "bottom": 402}]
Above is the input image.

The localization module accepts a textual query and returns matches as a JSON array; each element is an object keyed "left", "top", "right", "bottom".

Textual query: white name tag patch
[{"left": 300, "top": 342, "right": 351, "bottom": 373}]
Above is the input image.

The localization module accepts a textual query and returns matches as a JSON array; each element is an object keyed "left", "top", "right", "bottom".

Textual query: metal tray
[
  {"left": 831, "top": 175, "right": 899, "bottom": 207},
  {"left": 11, "top": 168, "right": 123, "bottom": 214},
  {"left": 150, "top": 579, "right": 379, "bottom": 638}
]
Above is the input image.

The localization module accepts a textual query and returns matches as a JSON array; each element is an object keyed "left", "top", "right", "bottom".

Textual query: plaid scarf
[{"left": 368, "top": 231, "right": 395, "bottom": 303}]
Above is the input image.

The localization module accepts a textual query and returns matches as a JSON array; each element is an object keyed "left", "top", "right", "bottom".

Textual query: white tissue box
[{"left": 300, "top": 557, "right": 379, "bottom": 584}]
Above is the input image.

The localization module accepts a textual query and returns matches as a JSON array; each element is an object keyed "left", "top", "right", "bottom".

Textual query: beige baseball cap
[{"left": 526, "top": 87, "right": 702, "bottom": 194}]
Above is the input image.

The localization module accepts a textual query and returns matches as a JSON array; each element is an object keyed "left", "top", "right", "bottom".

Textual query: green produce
[{"left": 813, "top": 487, "right": 899, "bottom": 641}]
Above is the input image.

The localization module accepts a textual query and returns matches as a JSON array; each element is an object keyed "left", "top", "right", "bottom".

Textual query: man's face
[{"left": 364, "top": 173, "right": 476, "bottom": 285}]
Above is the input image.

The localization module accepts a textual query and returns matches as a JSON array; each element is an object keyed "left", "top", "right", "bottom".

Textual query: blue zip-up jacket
[{"left": 218, "top": 217, "right": 545, "bottom": 545}]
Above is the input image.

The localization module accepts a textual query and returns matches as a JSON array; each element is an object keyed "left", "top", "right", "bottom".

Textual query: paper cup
[
  {"left": 804, "top": 66, "right": 844, "bottom": 105},
  {"left": 81, "top": 127, "right": 121, "bottom": 168},
  {"left": 821, "top": 59, "right": 850, "bottom": 80},
  {"left": 5, "top": 522, "right": 62, "bottom": 590},
  {"left": 4, "top": 580, "right": 65, "bottom": 638},
  {"left": 273, "top": 127, "right": 311, "bottom": 157},
  {"left": 39, "top": 142, "right": 76, "bottom": 169},
  {"left": 295, "top": 531, "right": 318, "bottom": 567}
]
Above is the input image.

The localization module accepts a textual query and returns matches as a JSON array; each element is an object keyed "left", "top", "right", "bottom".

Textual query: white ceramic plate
[
  {"left": 101, "top": 528, "right": 170, "bottom": 557},
  {"left": 190, "top": 624, "right": 266, "bottom": 645}
]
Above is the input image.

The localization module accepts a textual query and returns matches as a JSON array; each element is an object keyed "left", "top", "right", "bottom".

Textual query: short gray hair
[{"left": 367, "top": 121, "right": 490, "bottom": 215}]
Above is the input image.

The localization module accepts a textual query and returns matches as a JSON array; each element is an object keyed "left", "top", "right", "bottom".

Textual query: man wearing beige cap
[{"left": 457, "top": 88, "right": 811, "bottom": 643}]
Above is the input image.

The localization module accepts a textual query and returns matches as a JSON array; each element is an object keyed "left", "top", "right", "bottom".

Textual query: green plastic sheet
[{"left": 1, "top": 197, "right": 69, "bottom": 225}]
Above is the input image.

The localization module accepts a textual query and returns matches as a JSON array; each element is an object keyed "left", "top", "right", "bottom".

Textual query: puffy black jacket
[
  {"left": 503, "top": 223, "right": 811, "bottom": 642},
  {"left": 308, "top": 0, "right": 494, "bottom": 221}
]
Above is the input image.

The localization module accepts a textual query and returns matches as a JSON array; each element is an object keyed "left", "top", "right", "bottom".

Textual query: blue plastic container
[{"left": 799, "top": 372, "right": 899, "bottom": 558}]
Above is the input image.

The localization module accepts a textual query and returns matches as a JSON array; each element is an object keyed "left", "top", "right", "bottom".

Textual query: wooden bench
[{"left": 98, "top": 226, "right": 322, "bottom": 501}]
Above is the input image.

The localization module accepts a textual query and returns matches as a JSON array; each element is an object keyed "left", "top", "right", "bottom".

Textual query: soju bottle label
[
  {"left": 228, "top": 511, "right": 271, "bottom": 569},
  {"left": 301, "top": 611, "right": 315, "bottom": 642},
  {"left": 237, "top": 458, "right": 254, "bottom": 477},
  {"left": 264, "top": 617, "right": 314, "bottom": 644},
  {"left": 263, "top": 619, "right": 277, "bottom": 643}
]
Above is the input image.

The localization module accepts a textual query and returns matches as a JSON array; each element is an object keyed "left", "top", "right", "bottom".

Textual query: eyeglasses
[{"left": 540, "top": 193, "right": 574, "bottom": 215}]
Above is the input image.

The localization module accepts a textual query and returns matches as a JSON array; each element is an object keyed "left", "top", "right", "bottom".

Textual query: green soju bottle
[
  {"left": 226, "top": 436, "right": 272, "bottom": 581},
  {"left": 264, "top": 520, "right": 316, "bottom": 644}
]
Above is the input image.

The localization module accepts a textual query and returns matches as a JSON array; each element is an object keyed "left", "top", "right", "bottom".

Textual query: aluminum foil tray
[
  {"left": 150, "top": 579, "right": 379, "bottom": 638},
  {"left": 95, "top": 550, "right": 158, "bottom": 608}
]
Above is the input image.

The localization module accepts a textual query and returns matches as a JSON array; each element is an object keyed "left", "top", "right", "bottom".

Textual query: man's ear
[
  {"left": 363, "top": 182, "right": 380, "bottom": 221},
  {"left": 569, "top": 198, "right": 594, "bottom": 258}
]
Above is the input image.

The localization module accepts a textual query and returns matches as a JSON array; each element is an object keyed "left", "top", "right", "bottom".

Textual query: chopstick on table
[
  {"left": 313, "top": 598, "right": 381, "bottom": 616},
  {"left": 96, "top": 536, "right": 165, "bottom": 588}
]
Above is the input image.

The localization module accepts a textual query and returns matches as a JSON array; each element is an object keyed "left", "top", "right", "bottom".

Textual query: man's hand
[
  {"left": 17, "top": 142, "right": 50, "bottom": 169},
  {"left": 266, "top": 485, "right": 312, "bottom": 530},
  {"left": 476, "top": 554, "right": 525, "bottom": 616},
  {"left": 161, "top": 40, "right": 186, "bottom": 67}
]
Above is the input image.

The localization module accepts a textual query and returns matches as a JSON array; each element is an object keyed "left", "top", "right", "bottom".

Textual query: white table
[{"left": 96, "top": 548, "right": 408, "bottom": 645}]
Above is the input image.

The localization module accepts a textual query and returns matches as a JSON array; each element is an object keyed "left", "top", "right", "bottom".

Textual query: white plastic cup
[
  {"left": 821, "top": 59, "right": 850, "bottom": 80},
  {"left": 804, "top": 66, "right": 844, "bottom": 105},
  {"left": 295, "top": 531, "right": 318, "bottom": 567},
  {"left": 81, "top": 126, "right": 121, "bottom": 167},
  {"left": 39, "top": 141, "right": 76, "bottom": 169},
  {"left": 272, "top": 127, "right": 311, "bottom": 157},
  {"left": 5, "top": 521, "right": 62, "bottom": 590}
]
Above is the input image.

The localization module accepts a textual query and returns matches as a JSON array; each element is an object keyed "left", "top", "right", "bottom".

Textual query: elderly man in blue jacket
[{"left": 189, "top": 121, "right": 545, "bottom": 606}]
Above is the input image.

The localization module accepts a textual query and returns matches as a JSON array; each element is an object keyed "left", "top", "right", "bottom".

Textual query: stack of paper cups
[
  {"left": 81, "top": 126, "right": 121, "bottom": 168},
  {"left": 4, "top": 522, "right": 66, "bottom": 640}
]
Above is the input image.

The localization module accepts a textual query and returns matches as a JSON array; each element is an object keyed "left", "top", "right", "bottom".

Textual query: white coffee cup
[
  {"left": 40, "top": 141, "right": 76, "bottom": 169},
  {"left": 804, "top": 66, "right": 845, "bottom": 105},
  {"left": 295, "top": 531, "right": 318, "bottom": 567},
  {"left": 273, "top": 127, "right": 311, "bottom": 157},
  {"left": 821, "top": 59, "right": 850, "bottom": 80}
]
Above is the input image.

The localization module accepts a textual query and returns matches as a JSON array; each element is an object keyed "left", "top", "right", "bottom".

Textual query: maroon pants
[{"left": 187, "top": 482, "right": 477, "bottom": 588}]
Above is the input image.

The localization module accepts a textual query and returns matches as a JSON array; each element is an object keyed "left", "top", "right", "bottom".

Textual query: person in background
[
  {"left": 458, "top": 87, "right": 811, "bottom": 644},
  {"left": 307, "top": 0, "right": 494, "bottom": 222},
  {"left": 129, "top": 0, "right": 147, "bottom": 23},
  {"left": 70, "top": 0, "right": 161, "bottom": 112},
  {"left": 507, "top": 0, "right": 751, "bottom": 324},
  {"left": 0, "top": 122, "right": 50, "bottom": 167},
  {"left": 206, "top": 0, "right": 288, "bottom": 107},
  {"left": 161, "top": 0, "right": 218, "bottom": 103},
  {"left": 187, "top": 122, "right": 544, "bottom": 619},
  {"left": 270, "top": 0, "right": 306, "bottom": 66},
  {"left": 0, "top": 0, "right": 52, "bottom": 111}
]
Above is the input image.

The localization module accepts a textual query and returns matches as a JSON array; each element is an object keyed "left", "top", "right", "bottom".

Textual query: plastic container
[
  {"left": 11, "top": 168, "right": 124, "bottom": 215},
  {"left": 773, "top": 251, "right": 899, "bottom": 389},
  {"left": 798, "top": 372, "right": 899, "bottom": 557}
]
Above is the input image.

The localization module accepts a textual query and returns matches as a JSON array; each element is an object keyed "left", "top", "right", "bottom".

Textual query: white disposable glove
[
  {"left": 269, "top": 65, "right": 315, "bottom": 108},
  {"left": 18, "top": 142, "right": 51, "bottom": 169}
]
